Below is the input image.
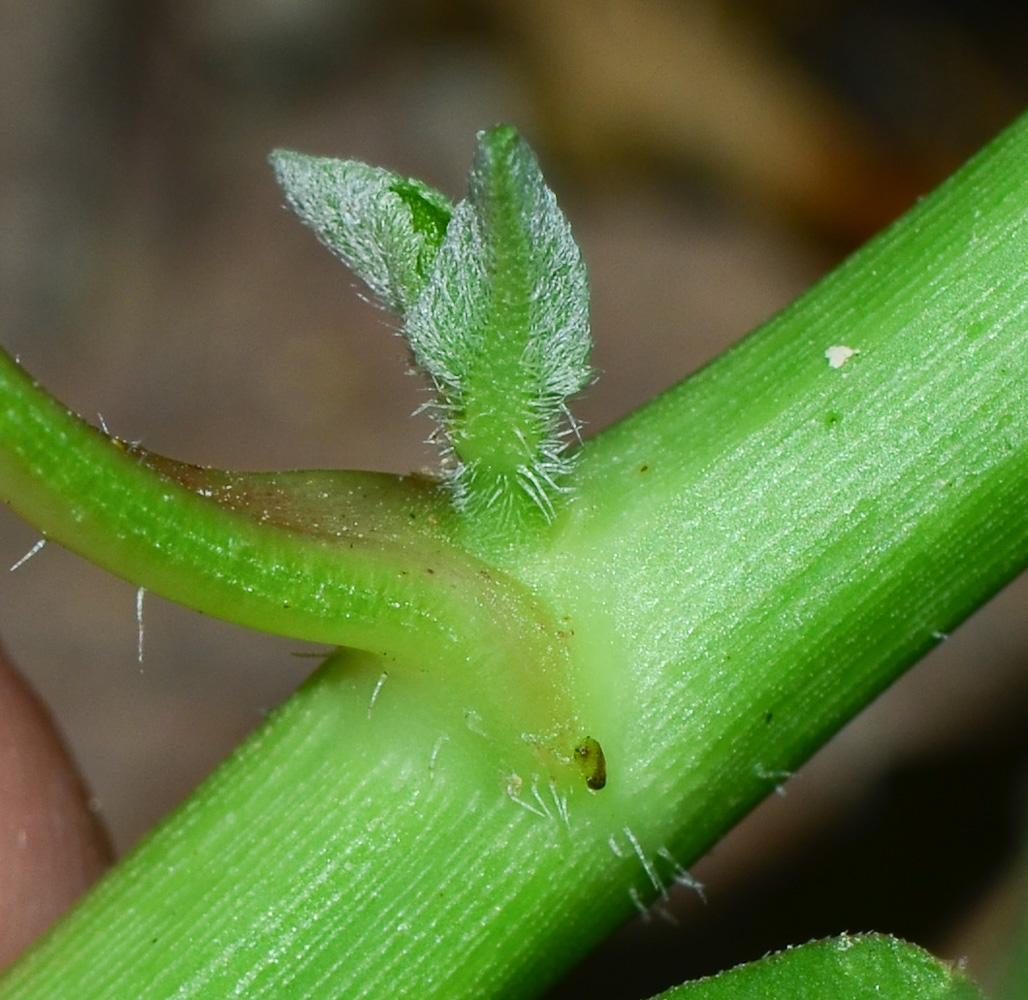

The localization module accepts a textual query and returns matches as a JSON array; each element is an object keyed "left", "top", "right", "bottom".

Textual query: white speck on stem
[
  {"left": 464, "top": 708, "right": 486, "bottom": 737},
  {"left": 825, "top": 344, "right": 858, "bottom": 369}
]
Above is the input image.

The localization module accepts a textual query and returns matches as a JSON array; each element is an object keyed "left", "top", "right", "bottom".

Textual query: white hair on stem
[
  {"left": 9, "top": 538, "right": 45, "bottom": 572},
  {"left": 136, "top": 587, "right": 146, "bottom": 668}
]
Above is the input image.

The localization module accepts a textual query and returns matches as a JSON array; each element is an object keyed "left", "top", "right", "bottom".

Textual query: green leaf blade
[{"left": 650, "top": 935, "right": 985, "bottom": 1000}]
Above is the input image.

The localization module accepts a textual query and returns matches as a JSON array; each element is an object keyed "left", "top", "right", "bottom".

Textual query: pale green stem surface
[
  {"left": 2, "top": 114, "right": 1028, "bottom": 997},
  {"left": 0, "top": 650, "right": 626, "bottom": 998}
]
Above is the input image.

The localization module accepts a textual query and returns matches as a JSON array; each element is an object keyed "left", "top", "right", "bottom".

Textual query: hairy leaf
[{"left": 270, "top": 150, "right": 452, "bottom": 314}]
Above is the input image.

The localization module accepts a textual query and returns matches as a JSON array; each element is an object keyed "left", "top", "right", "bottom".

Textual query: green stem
[
  {"left": 4, "top": 113, "right": 1028, "bottom": 997},
  {"left": 530, "top": 107, "right": 1028, "bottom": 854},
  {"left": 0, "top": 651, "right": 626, "bottom": 999}
]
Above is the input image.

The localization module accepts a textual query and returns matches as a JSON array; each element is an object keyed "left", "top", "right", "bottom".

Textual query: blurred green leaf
[{"left": 650, "top": 935, "right": 984, "bottom": 1000}]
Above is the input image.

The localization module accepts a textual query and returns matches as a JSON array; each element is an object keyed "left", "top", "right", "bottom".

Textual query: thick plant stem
[
  {"left": 0, "top": 651, "right": 631, "bottom": 999},
  {"left": 4, "top": 114, "right": 1028, "bottom": 997},
  {"left": 530, "top": 108, "right": 1028, "bottom": 861}
]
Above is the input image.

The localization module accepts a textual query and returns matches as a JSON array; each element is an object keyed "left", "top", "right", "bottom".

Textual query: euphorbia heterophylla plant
[{"left": 0, "top": 117, "right": 1025, "bottom": 997}]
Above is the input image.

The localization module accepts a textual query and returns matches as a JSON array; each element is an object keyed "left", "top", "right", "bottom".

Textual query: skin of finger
[{"left": 0, "top": 646, "right": 112, "bottom": 968}]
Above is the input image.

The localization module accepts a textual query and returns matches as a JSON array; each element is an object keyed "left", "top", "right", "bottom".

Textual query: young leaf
[
  {"left": 269, "top": 150, "right": 452, "bottom": 314},
  {"left": 273, "top": 127, "right": 593, "bottom": 548},
  {"left": 406, "top": 125, "right": 592, "bottom": 535}
]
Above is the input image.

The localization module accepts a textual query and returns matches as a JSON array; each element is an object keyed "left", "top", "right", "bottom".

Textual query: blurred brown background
[{"left": 3, "top": 1, "right": 1028, "bottom": 996}]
